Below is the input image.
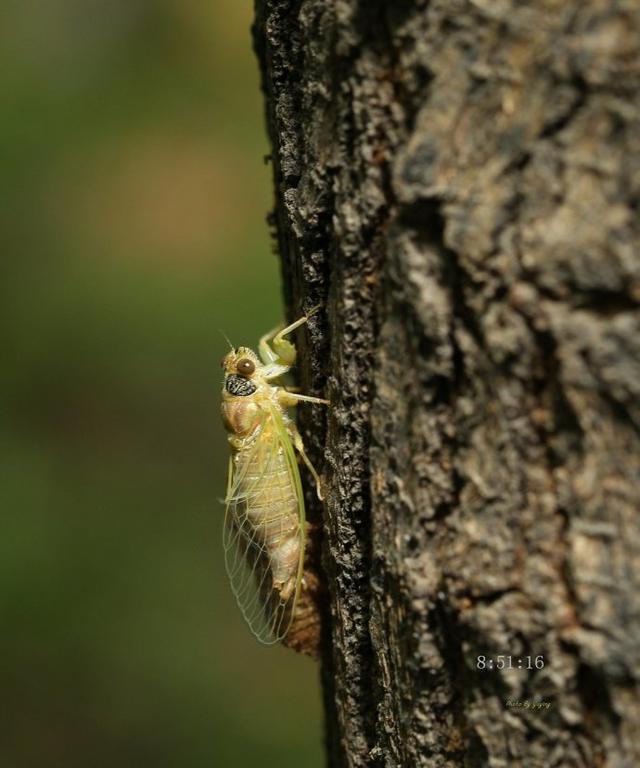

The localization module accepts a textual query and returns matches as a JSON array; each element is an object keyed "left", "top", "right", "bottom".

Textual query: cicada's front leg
[
  {"left": 261, "top": 306, "right": 329, "bottom": 499},
  {"left": 259, "top": 305, "right": 321, "bottom": 369}
]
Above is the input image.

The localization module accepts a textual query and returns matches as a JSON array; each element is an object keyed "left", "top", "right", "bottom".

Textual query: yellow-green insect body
[{"left": 220, "top": 311, "right": 327, "bottom": 648}]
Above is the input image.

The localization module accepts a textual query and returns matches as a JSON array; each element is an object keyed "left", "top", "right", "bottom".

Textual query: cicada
[{"left": 220, "top": 308, "right": 328, "bottom": 655}]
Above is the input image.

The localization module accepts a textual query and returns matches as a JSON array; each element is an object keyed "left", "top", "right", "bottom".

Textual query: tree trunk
[{"left": 253, "top": 1, "right": 640, "bottom": 766}]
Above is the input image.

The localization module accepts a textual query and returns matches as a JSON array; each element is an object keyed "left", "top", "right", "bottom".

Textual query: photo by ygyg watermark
[{"left": 505, "top": 699, "right": 553, "bottom": 712}]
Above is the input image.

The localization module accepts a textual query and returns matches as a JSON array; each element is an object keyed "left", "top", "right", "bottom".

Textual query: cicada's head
[{"left": 220, "top": 346, "right": 264, "bottom": 397}]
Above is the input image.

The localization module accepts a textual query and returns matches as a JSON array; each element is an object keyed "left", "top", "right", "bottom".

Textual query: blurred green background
[{"left": 1, "top": 2, "right": 324, "bottom": 766}]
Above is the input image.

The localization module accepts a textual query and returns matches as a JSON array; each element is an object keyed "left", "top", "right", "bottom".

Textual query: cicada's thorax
[
  {"left": 220, "top": 378, "right": 269, "bottom": 450},
  {"left": 222, "top": 389, "right": 301, "bottom": 601},
  {"left": 220, "top": 396, "right": 260, "bottom": 441}
]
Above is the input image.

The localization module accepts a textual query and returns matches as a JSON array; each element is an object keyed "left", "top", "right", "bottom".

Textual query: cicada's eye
[
  {"left": 220, "top": 357, "right": 226, "bottom": 368},
  {"left": 236, "top": 358, "right": 255, "bottom": 376}
]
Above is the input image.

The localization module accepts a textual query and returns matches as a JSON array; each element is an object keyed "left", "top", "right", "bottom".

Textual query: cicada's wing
[{"left": 223, "top": 406, "right": 305, "bottom": 644}]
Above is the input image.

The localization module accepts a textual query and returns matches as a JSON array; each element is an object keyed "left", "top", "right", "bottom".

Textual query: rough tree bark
[{"left": 253, "top": 1, "right": 640, "bottom": 766}]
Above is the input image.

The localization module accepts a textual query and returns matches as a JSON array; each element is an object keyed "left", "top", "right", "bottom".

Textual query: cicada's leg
[
  {"left": 258, "top": 324, "right": 282, "bottom": 365},
  {"left": 287, "top": 419, "right": 325, "bottom": 500},
  {"left": 278, "top": 390, "right": 329, "bottom": 408},
  {"left": 259, "top": 305, "right": 321, "bottom": 368}
]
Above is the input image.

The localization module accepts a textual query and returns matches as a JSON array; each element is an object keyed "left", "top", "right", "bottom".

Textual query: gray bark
[{"left": 253, "top": 1, "right": 640, "bottom": 766}]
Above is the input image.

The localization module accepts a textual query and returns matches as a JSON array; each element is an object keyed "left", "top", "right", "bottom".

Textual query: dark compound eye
[{"left": 236, "top": 358, "right": 255, "bottom": 376}]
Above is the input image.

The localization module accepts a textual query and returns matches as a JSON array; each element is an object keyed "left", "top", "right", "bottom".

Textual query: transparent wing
[{"left": 223, "top": 405, "right": 305, "bottom": 644}]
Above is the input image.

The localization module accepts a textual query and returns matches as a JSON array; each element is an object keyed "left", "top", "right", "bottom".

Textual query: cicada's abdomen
[
  {"left": 226, "top": 431, "right": 323, "bottom": 657},
  {"left": 233, "top": 440, "right": 301, "bottom": 601}
]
